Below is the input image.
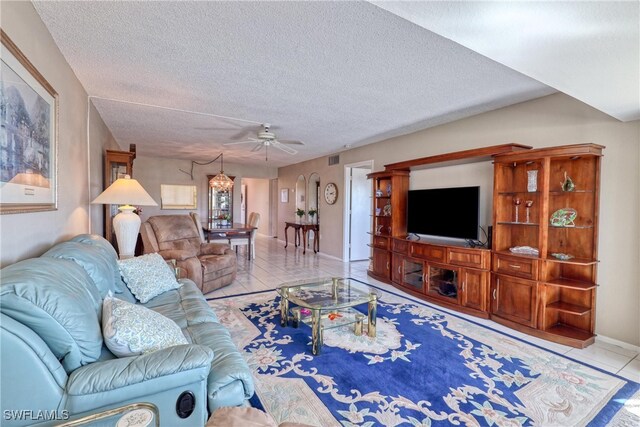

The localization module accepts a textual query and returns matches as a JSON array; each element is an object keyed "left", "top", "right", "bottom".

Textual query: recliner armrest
[
  {"left": 66, "top": 344, "right": 213, "bottom": 396},
  {"left": 158, "top": 248, "right": 198, "bottom": 261},
  {"left": 199, "top": 243, "right": 231, "bottom": 256}
]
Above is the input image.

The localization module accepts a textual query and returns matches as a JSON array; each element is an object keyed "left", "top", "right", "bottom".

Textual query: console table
[{"left": 284, "top": 222, "right": 319, "bottom": 254}]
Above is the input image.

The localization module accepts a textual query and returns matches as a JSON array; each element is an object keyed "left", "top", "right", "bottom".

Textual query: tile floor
[{"left": 206, "top": 235, "right": 640, "bottom": 383}]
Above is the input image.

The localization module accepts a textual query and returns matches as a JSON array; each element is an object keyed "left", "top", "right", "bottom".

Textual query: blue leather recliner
[{"left": 0, "top": 234, "right": 254, "bottom": 426}]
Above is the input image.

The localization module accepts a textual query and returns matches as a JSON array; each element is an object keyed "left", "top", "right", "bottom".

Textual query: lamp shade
[
  {"left": 92, "top": 175, "right": 157, "bottom": 207},
  {"left": 92, "top": 176, "right": 156, "bottom": 258}
]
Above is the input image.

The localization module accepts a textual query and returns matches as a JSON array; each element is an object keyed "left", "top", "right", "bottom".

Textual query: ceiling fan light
[{"left": 209, "top": 172, "right": 234, "bottom": 191}]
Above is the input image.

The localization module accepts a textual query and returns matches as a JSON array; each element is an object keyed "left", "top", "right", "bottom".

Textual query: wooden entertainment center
[{"left": 367, "top": 143, "right": 603, "bottom": 348}]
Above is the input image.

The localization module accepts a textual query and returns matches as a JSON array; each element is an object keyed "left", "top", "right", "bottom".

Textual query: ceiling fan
[{"left": 223, "top": 123, "right": 303, "bottom": 159}]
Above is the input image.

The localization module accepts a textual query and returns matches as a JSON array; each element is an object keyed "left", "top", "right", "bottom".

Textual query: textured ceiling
[
  {"left": 33, "top": 1, "right": 556, "bottom": 167},
  {"left": 374, "top": 1, "right": 640, "bottom": 122}
]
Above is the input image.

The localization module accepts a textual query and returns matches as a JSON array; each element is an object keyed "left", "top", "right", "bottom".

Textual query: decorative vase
[
  {"left": 561, "top": 172, "right": 575, "bottom": 192},
  {"left": 527, "top": 170, "right": 538, "bottom": 192}
]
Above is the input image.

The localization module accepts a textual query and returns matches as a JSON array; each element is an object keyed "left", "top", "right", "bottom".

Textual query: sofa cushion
[
  {"left": 102, "top": 294, "right": 188, "bottom": 357},
  {"left": 143, "top": 280, "right": 218, "bottom": 328},
  {"left": 70, "top": 234, "right": 127, "bottom": 294},
  {"left": 118, "top": 254, "right": 181, "bottom": 303},
  {"left": 42, "top": 241, "right": 117, "bottom": 301},
  {"left": 0, "top": 258, "right": 103, "bottom": 373}
]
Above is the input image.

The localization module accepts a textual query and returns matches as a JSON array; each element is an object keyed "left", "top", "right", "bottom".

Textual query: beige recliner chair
[{"left": 140, "top": 215, "right": 236, "bottom": 294}]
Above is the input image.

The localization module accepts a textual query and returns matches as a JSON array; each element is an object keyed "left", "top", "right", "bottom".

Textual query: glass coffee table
[{"left": 277, "top": 277, "right": 379, "bottom": 355}]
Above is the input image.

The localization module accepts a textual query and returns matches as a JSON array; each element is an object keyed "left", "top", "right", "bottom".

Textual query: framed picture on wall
[
  {"left": 0, "top": 30, "right": 58, "bottom": 214},
  {"left": 280, "top": 188, "right": 289, "bottom": 203}
]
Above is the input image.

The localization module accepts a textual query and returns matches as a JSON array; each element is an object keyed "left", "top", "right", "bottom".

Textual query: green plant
[
  {"left": 308, "top": 208, "right": 317, "bottom": 217},
  {"left": 296, "top": 208, "right": 305, "bottom": 217}
]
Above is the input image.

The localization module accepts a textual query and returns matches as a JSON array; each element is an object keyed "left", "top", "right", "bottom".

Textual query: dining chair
[{"left": 229, "top": 212, "right": 260, "bottom": 259}]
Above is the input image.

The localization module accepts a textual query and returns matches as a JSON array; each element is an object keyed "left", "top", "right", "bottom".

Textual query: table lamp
[{"left": 92, "top": 175, "right": 157, "bottom": 258}]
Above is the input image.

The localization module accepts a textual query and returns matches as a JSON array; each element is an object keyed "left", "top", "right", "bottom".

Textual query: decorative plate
[
  {"left": 551, "top": 253, "right": 574, "bottom": 260},
  {"left": 550, "top": 208, "right": 577, "bottom": 227}
]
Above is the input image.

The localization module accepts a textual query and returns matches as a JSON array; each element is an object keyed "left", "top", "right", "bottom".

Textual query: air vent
[{"left": 328, "top": 155, "right": 340, "bottom": 166}]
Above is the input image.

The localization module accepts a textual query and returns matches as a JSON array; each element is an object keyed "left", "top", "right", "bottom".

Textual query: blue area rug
[{"left": 208, "top": 285, "right": 639, "bottom": 426}]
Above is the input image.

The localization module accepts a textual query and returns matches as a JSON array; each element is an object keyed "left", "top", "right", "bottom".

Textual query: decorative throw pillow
[
  {"left": 118, "top": 253, "right": 181, "bottom": 303},
  {"left": 102, "top": 293, "right": 188, "bottom": 357}
]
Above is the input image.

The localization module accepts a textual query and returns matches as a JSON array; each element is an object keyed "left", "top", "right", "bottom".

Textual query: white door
[{"left": 349, "top": 167, "right": 371, "bottom": 261}]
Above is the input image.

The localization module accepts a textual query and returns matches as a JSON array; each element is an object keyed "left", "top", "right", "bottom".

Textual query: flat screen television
[{"left": 407, "top": 186, "right": 480, "bottom": 240}]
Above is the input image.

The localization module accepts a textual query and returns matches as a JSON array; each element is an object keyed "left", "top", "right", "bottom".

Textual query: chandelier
[{"left": 209, "top": 153, "right": 233, "bottom": 190}]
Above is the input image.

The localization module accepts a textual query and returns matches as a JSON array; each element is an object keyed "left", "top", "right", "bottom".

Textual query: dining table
[{"left": 202, "top": 222, "right": 257, "bottom": 260}]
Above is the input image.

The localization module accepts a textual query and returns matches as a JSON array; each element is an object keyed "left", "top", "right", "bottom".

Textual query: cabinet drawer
[
  {"left": 448, "top": 248, "right": 488, "bottom": 269},
  {"left": 392, "top": 239, "right": 408, "bottom": 254},
  {"left": 409, "top": 243, "right": 446, "bottom": 262},
  {"left": 494, "top": 254, "right": 538, "bottom": 280},
  {"left": 372, "top": 235, "right": 389, "bottom": 249}
]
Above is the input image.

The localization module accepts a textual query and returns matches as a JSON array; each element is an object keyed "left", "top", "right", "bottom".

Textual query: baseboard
[
  {"left": 595, "top": 334, "right": 640, "bottom": 353},
  {"left": 274, "top": 238, "right": 343, "bottom": 261}
]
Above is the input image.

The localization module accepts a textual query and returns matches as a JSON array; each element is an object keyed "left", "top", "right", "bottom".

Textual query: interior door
[{"left": 349, "top": 167, "right": 371, "bottom": 261}]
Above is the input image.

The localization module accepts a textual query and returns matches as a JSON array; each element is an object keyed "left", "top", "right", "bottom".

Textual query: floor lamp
[{"left": 92, "top": 175, "right": 157, "bottom": 258}]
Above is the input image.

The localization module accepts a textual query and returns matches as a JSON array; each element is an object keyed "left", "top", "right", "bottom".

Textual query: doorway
[{"left": 343, "top": 161, "right": 373, "bottom": 261}]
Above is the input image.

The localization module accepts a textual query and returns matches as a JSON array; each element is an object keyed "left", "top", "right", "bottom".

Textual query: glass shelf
[
  {"left": 549, "top": 225, "right": 594, "bottom": 229},
  {"left": 549, "top": 190, "right": 594, "bottom": 195},
  {"left": 497, "top": 222, "right": 539, "bottom": 226},
  {"left": 498, "top": 191, "right": 541, "bottom": 195}
]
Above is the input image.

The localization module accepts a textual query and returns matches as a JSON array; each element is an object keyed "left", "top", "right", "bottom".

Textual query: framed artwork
[
  {"left": 160, "top": 184, "right": 197, "bottom": 209},
  {"left": 0, "top": 30, "right": 58, "bottom": 214},
  {"left": 280, "top": 188, "right": 289, "bottom": 203}
]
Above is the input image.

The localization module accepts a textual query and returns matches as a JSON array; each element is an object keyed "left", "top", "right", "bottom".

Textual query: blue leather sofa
[{"left": 0, "top": 234, "right": 254, "bottom": 426}]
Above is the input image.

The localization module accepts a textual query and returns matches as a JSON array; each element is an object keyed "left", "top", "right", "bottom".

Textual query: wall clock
[{"left": 324, "top": 183, "right": 338, "bottom": 205}]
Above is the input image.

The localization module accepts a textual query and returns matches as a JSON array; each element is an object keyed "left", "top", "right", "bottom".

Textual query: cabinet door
[
  {"left": 425, "top": 263, "right": 460, "bottom": 304},
  {"left": 491, "top": 274, "right": 537, "bottom": 327},
  {"left": 372, "top": 249, "right": 390, "bottom": 279},
  {"left": 401, "top": 258, "right": 425, "bottom": 293},
  {"left": 391, "top": 253, "right": 403, "bottom": 284},
  {"left": 460, "top": 268, "right": 488, "bottom": 312}
]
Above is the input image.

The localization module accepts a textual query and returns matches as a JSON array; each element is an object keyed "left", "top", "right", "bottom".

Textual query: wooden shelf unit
[
  {"left": 367, "top": 144, "right": 529, "bottom": 315},
  {"left": 491, "top": 144, "right": 603, "bottom": 348},
  {"left": 103, "top": 145, "right": 136, "bottom": 250},
  {"left": 366, "top": 170, "right": 409, "bottom": 282},
  {"left": 366, "top": 143, "right": 603, "bottom": 349}
]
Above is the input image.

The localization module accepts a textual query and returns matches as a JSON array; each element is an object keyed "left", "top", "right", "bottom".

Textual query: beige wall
[
  {"left": 0, "top": 2, "right": 116, "bottom": 267},
  {"left": 132, "top": 155, "right": 277, "bottom": 226},
  {"left": 278, "top": 93, "right": 640, "bottom": 346},
  {"left": 243, "top": 178, "right": 271, "bottom": 236}
]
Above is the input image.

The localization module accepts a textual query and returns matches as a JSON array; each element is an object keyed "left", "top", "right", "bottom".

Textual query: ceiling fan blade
[
  {"left": 223, "top": 138, "right": 258, "bottom": 146},
  {"left": 193, "top": 116, "right": 253, "bottom": 131},
  {"left": 250, "top": 142, "right": 264, "bottom": 152},
  {"left": 229, "top": 128, "right": 256, "bottom": 140},
  {"left": 272, "top": 141, "right": 297, "bottom": 155},
  {"left": 277, "top": 139, "right": 305, "bottom": 146}
]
